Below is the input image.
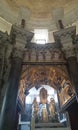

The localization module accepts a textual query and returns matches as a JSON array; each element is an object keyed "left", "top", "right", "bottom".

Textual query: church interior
[{"left": 0, "top": 0, "right": 78, "bottom": 130}]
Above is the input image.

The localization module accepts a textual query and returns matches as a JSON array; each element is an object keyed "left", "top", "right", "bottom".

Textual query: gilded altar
[{"left": 32, "top": 88, "right": 57, "bottom": 123}]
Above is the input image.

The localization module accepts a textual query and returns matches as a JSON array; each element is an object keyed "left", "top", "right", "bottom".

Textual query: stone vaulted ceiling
[
  {"left": 0, "top": 0, "right": 78, "bottom": 32},
  {"left": 5, "top": 0, "right": 78, "bottom": 18}
]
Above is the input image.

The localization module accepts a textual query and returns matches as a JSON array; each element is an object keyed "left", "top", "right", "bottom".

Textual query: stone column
[
  {"left": 75, "top": 44, "right": 78, "bottom": 63},
  {"left": 0, "top": 44, "right": 5, "bottom": 95},
  {"left": 0, "top": 25, "right": 27, "bottom": 130},
  {"left": 0, "top": 32, "right": 9, "bottom": 93},
  {"left": 54, "top": 26, "right": 78, "bottom": 100},
  {"left": 0, "top": 43, "right": 6, "bottom": 113},
  {"left": 0, "top": 32, "right": 12, "bottom": 112},
  {"left": 0, "top": 44, "right": 12, "bottom": 113}
]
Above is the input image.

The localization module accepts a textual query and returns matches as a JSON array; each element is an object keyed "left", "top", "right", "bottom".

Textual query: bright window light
[
  {"left": 37, "top": 96, "right": 40, "bottom": 103},
  {"left": 25, "top": 96, "right": 31, "bottom": 104},
  {"left": 34, "top": 29, "right": 48, "bottom": 44}
]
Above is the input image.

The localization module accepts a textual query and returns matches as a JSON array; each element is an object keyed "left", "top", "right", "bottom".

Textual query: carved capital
[
  {"left": 10, "top": 25, "right": 29, "bottom": 59},
  {"left": 53, "top": 26, "right": 76, "bottom": 59},
  {"left": 53, "top": 26, "right": 76, "bottom": 43},
  {"left": 10, "top": 24, "right": 34, "bottom": 44}
]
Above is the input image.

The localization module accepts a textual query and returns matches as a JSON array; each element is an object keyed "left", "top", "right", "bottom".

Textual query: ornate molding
[
  {"left": 10, "top": 24, "right": 34, "bottom": 45},
  {"left": 53, "top": 26, "right": 77, "bottom": 59},
  {"left": 23, "top": 43, "right": 66, "bottom": 63},
  {"left": 25, "top": 42, "right": 61, "bottom": 50},
  {"left": 10, "top": 24, "right": 34, "bottom": 60},
  {"left": 53, "top": 26, "right": 76, "bottom": 43}
]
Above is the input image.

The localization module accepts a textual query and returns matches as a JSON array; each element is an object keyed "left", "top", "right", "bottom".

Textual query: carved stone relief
[{"left": 23, "top": 43, "right": 66, "bottom": 63}]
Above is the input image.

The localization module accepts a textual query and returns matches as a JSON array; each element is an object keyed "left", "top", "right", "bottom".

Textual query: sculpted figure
[
  {"left": 40, "top": 88, "right": 47, "bottom": 104},
  {"left": 49, "top": 98, "right": 55, "bottom": 118},
  {"left": 32, "top": 97, "right": 39, "bottom": 117}
]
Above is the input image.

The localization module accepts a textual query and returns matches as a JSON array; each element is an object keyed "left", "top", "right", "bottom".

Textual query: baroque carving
[
  {"left": 10, "top": 24, "right": 34, "bottom": 44},
  {"left": 23, "top": 43, "right": 66, "bottom": 63},
  {"left": 53, "top": 26, "right": 77, "bottom": 59},
  {"left": 53, "top": 26, "right": 76, "bottom": 42}
]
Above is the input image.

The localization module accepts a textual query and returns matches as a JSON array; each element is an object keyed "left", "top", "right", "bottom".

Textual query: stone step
[
  {"left": 35, "top": 127, "right": 71, "bottom": 130},
  {"left": 35, "top": 122, "right": 64, "bottom": 128}
]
